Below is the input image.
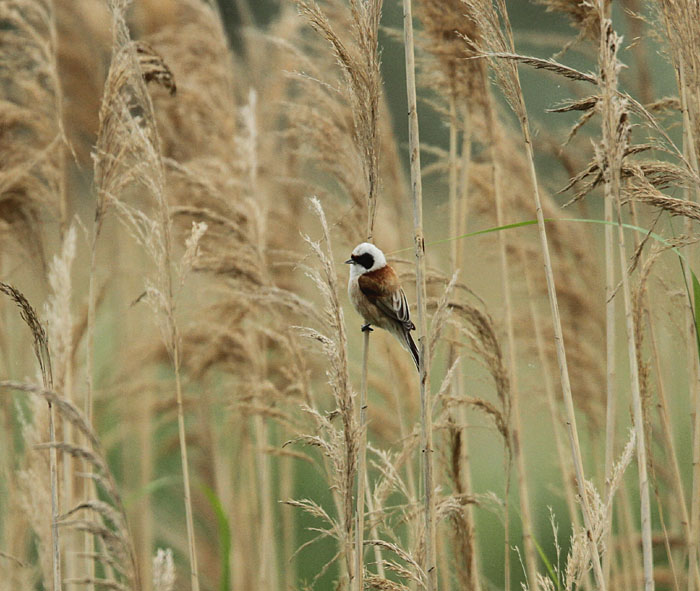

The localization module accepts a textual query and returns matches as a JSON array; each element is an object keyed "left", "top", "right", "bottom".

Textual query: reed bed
[{"left": 1, "top": 0, "right": 700, "bottom": 590}]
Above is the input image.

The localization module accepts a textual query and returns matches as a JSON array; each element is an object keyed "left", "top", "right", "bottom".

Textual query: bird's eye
[{"left": 355, "top": 253, "right": 374, "bottom": 269}]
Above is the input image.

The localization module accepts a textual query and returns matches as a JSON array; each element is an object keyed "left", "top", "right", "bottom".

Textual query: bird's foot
[{"left": 361, "top": 323, "right": 374, "bottom": 333}]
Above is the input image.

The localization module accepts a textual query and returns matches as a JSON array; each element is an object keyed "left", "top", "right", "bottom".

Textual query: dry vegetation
[{"left": 1, "top": 0, "right": 700, "bottom": 590}]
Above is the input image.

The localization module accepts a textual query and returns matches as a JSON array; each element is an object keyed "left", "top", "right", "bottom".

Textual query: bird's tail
[{"left": 405, "top": 330, "right": 420, "bottom": 372}]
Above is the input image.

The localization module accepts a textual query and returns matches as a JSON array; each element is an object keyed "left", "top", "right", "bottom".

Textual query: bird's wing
[{"left": 358, "top": 267, "right": 413, "bottom": 328}]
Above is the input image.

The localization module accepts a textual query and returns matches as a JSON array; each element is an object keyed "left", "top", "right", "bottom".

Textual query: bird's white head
[{"left": 346, "top": 242, "right": 387, "bottom": 278}]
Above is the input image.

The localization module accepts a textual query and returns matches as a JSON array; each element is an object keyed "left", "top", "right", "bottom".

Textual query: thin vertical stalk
[
  {"left": 602, "top": 153, "right": 616, "bottom": 588},
  {"left": 449, "top": 93, "right": 459, "bottom": 270},
  {"left": 447, "top": 91, "right": 464, "bottom": 590},
  {"left": 489, "top": 107, "right": 538, "bottom": 589},
  {"left": 490, "top": 139, "right": 512, "bottom": 591},
  {"left": 619, "top": 484, "right": 643, "bottom": 589},
  {"left": 520, "top": 256, "right": 580, "bottom": 531},
  {"left": 513, "top": 62, "right": 607, "bottom": 591},
  {"left": 481, "top": 1, "right": 605, "bottom": 583},
  {"left": 449, "top": 94, "right": 480, "bottom": 591},
  {"left": 213, "top": 415, "right": 237, "bottom": 589},
  {"left": 628, "top": 190, "right": 692, "bottom": 587},
  {"left": 173, "top": 343, "right": 200, "bottom": 591},
  {"left": 609, "top": 189, "right": 653, "bottom": 590},
  {"left": 47, "top": 4, "right": 69, "bottom": 587},
  {"left": 597, "top": 12, "right": 653, "bottom": 588},
  {"left": 457, "top": 104, "right": 480, "bottom": 591},
  {"left": 49, "top": 401, "right": 61, "bottom": 591},
  {"left": 388, "top": 343, "right": 418, "bottom": 509},
  {"left": 355, "top": 330, "right": 370, "bottom": 591},
  {"left": 401, "top": 1, "right": 436, "bottom": 588},
  {"left": 253, "top": 414, "right": 277, "bottom": 590},
  {"left": 691, "top": 348, "right": 700, "bottom": 590},
  {"left": 365, "top": 484, "right": 385, "bottom": 578},
  {"left": 647, "top": 305, "right": 691, "bottom": 533},
  {"left": 678, "top": 58, "right": 700, "bottom": 591},
  {"left": 281, "top": 441, "right": 296, "bottom": 589},
  {"left": 137, "top": 382, "right": 153, "bottom": 587},
  {"left": 247, "top": 91, "right": 279, "bottom": 591},
  {"left": 83, "top": 215, "right": 103, "bottom": 591},
  {"left": 85, "top": 212, "right": 103, "bottom": 428}
]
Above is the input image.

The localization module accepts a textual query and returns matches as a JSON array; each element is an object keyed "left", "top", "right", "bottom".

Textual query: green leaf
[
  {"left": 201, "top": 484, "right": 232, "bottom": 591},
  {"left": 390, "top": 219, "right": 542, "bottom": 254},
  {"left": 390, "top": 216, "right": 686, "bottom": 258},
  {"left": 390, "top": 215, "right": 700, "bottom": 361},
  {"left": 533, "top": 535, "right": 562, "bottom": 591},
  {"left": 692, "top": 271, "right": 700, "bottom": 363},
  {"left": 125, "top": 476, "right": 179, "bottom": 507}
]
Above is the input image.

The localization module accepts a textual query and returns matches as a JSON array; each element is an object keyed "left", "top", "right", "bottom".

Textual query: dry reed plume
[{"left": 2, "top": 1, "right": 700, "bottom": 590}]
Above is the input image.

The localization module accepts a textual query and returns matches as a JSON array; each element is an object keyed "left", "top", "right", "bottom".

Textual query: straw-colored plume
[
  {"left": 0, "top": 0, "right": 65, "bottom": 265},
  {"left": 295, "top": 0, "right": 383, "bottom": 240},
  {"left": 535, "top": 0, "right": 603, "bottom": 40}
]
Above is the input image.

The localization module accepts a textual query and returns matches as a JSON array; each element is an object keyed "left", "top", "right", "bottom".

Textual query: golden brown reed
[
  {"left": 535, "top": 0, "right": 602, "bottom": 41},
  {"left": 0, "top": 0, "right": 66, "bottom": 268},
  {"left": 3, "top": 1, "right": 700, "bottom": 590}
]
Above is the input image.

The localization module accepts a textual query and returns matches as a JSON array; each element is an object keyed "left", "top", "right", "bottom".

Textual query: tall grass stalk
[
  {"left": 93, "top": 5, "right": 201, "bottom": 587},
  {"left": 522, "top": 73, "right": 606, "bottom": 591},
  {"left": 401, "top": 0, "right": 436, "bottom": 587},
  {"left": 354, "top": 329, "right": 370, "bottom": 591},
  {"left": 448, "top": 94, "right": 480, "bottom": 591},
  {"left": 466, "top": 1, "right": 606, "bottom": 585},
  {"left": 457, "top": 107, "right": 481, "bottom": 591},
  {"left": 172, "top": 345, "right": 200, "bottom": 591},
  {"left": 482, "top": 103, "right": 512, "bottom": 590},
  {"left": 653, "top": 4, "right": 700, "bottom": 582},
  {"left": 602, "top": 125, "right": 616, "bottom": 588},
  {"left": 520, "top": 256, "right": 580, "bottom": 531},
  {"left": 48, "top": 402, "right": 60, "bottom": 591},
  {"left": 596, "top": 12, "right": 653, "bottom": 589},
  {"left": 46, "top": 5, "right": 77, "bottom": 578},
  {"left": 489, "top": 103, "right": 538, "bottom": 588},
  {"left": 155, "top": 92, "right": 201, "bottom": 591},
  {"left": 678, "top": 57, "right": 700, "bottom": 591},
  {"left": 83, "top": 162, "right": 103, "bottom": 591},
  {"left": 628, "top": 170, "right": 689, "bottom": 586}
]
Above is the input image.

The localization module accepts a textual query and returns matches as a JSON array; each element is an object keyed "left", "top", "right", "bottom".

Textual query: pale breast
[{"left": 348, "top": 277, "right": 395, "bottom": 329}]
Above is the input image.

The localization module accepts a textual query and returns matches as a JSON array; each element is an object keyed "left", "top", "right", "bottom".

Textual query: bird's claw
[{"left": 361, "top": 323, "right": 374, "bottom": 333}]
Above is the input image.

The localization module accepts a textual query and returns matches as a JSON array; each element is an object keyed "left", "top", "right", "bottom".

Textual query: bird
[{"left": 346, "top": 242, "right": 420, "bottom": 371}]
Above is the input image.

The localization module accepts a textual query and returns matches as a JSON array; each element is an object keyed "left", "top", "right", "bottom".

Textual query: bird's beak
[{"left": 345, "top": 258, "right": 354, "bottom": 265}]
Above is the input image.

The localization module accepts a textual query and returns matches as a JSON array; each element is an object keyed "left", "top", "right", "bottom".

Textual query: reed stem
[
  {"left": 491, "top": 114, "right": 538, "bottom": 591},
  {"left": 678, "top": 57, "right": 700, "bottom": 591},
  {"left": 49, "top": 401, "right": 61, "bottom": 591},
  {"left": 354, "top": 329, "right": 370, "bottom": 591},
  {"left": 173, "top": 342, "right": 200, "bottom": 591},
  {"left": 401, "top": 0, "right": 436, "bottom": 587},
  {"left": 516, "top": 71, "right": 606, "bottom": 591},
  {"left": 602, "top": 152, "right": 616, "bottom": 588},
  {"left": 597, "top": 11, "right": 653, "bottom": 588}
]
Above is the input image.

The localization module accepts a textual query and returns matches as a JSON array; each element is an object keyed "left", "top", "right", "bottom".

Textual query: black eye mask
[{"left": 352, "top": 252, "right": 375, "bottom": 269}]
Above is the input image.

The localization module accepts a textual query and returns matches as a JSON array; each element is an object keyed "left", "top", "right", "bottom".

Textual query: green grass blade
[
  {"left": 692, "top": 271, "right": 700, "bottom": 363},
  {"left": 533, "top": 535, "right": 562, "bottom": 591},
  {"left": 201, "top": 484, "right": 232, "bottom": 591},
  {"left": 390, "top": 219, "right": 542, "bottom": 254},
  {"left": 389, "top": 216, "right": 686, "bottom": 259},
  {"left": 125, "top": 476, "right": 179, "bottom": 507},
  {"left": 390, "top": 212, "right": 700, "bottom": 362}
]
